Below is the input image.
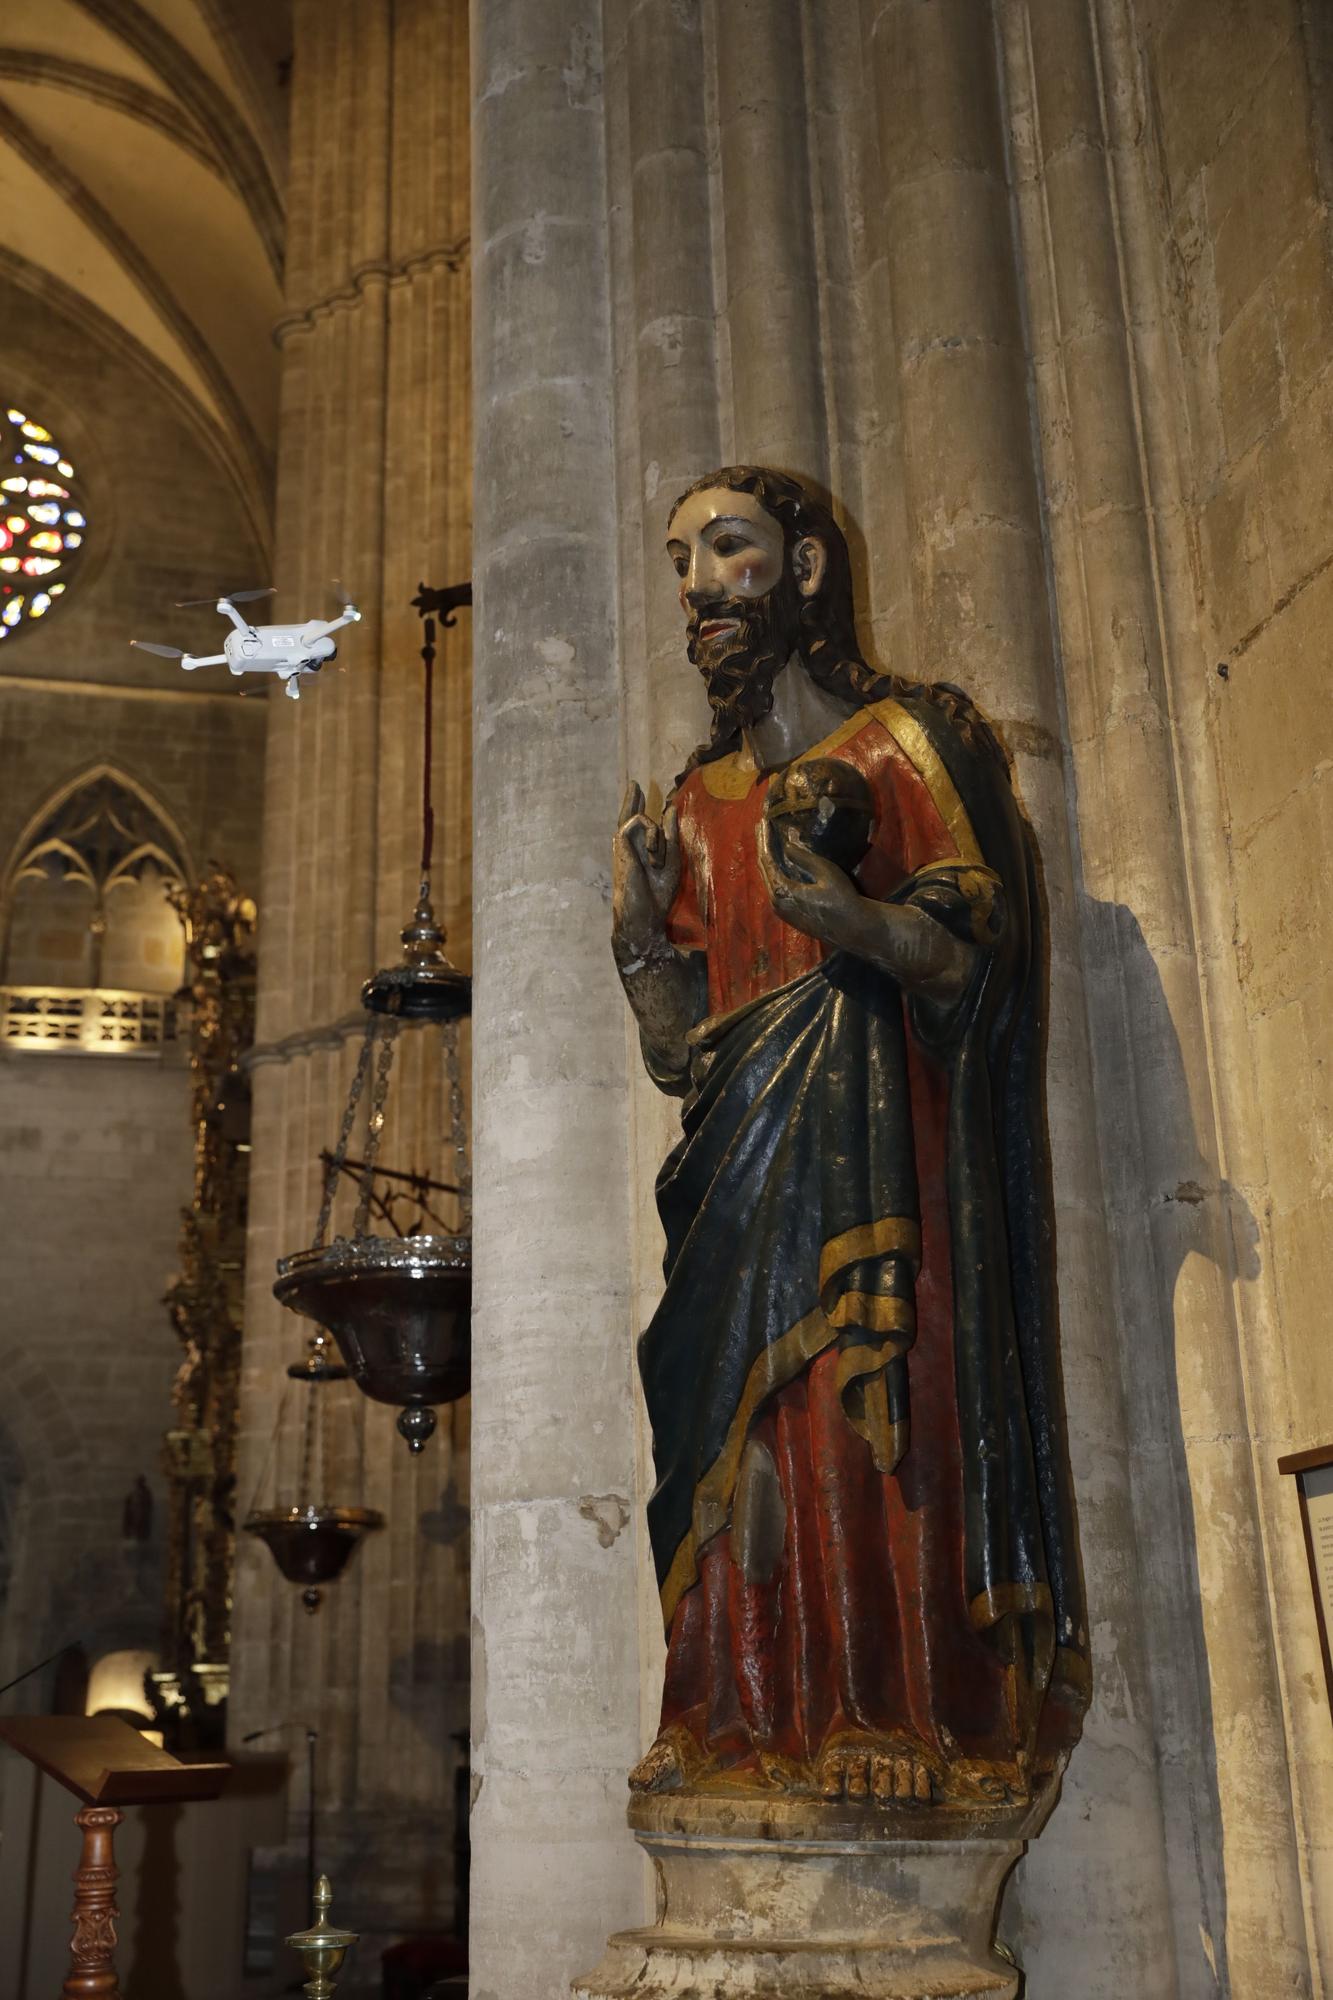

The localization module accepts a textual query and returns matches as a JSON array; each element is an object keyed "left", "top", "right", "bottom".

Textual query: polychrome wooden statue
[{"left": 612, "top": 467, "right": 1088, "bottom": 1808}]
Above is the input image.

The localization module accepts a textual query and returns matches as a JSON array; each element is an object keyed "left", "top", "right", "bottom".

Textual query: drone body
[{"left": 133, "top": 588, "right": 360, "bottom": 698}]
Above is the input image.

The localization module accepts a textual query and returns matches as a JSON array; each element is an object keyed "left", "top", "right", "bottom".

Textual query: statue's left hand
[{"left": 756, "top": 803, "right": 861, "bottom": 948}]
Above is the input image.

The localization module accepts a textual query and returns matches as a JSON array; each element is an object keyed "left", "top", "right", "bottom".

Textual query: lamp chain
[
  {"left": 299, "top": 1378, "right": 316, "bottom": 1509},
  {"left": 314, "top": 1018, "right": 378, "bottom": 1248},
  {"left": 444, "top": 1021, "right": 471, "bottom": 1235},
  {"left": 354, "top": 1020, "right": 400, "bottom": 1237}
]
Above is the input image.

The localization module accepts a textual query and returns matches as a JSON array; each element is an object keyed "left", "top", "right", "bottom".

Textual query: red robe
[{"left": 655, "top": 699, "right": 1021, "bottom": 1782}]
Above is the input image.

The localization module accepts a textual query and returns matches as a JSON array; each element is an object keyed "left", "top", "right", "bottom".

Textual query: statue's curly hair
[{"left": 668, "top": 465, "right": 1006, "bottom": 777}]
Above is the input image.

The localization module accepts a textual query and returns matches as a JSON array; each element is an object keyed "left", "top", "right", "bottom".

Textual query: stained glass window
[{"left": 0, "top": 405, "right": 85, "bottom": 639}]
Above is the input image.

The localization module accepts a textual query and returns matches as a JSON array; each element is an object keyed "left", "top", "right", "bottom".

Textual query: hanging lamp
[
  {"left": 244, "top": 1333, "right": 384, "bottom": 1612},
  {"left": 274, "top": 607, "right": 472, "bottom": 1452}
]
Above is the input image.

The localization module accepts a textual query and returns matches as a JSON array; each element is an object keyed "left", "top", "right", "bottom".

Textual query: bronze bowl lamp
[
  {"left": 244, "top": 1335, "right": 384, "bottom": 1610},
  {"left": 275, "top": 608, "right": 473, "bottom": 1453}
]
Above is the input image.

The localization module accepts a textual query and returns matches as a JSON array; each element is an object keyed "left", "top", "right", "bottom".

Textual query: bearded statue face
[{"left": 666, "top": 485, "right": 827, "bottom": 741}]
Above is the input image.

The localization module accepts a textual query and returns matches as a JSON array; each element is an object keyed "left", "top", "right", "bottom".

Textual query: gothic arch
[
  {"left": 1, "top": 764, "right": 193, "bottom": 997},
  {"left": 3, "top": 762, "right": 193, "bottom": 897}
]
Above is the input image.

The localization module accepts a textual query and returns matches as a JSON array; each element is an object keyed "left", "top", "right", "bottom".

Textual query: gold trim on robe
[
  {"left": 697, "top": 695, "right": 987, "bottom": 878},
  {"left": 670, "top": 696, "right": 1003, "bottom": 1632},
  {"left": 659, "top": 1302, "right": 829, "bottom": 1631},
  {"left": 818, "top": 1216, "right": 921, "bottom": 1292},
  {"left": 968, "top": 1579, "right": 1055, "bottom": 1631},
  {"left": 825, "top": 1292, "right": 916, "bottom": 1335},
  {"left": 834, "top": 1340, "right": 912, "bottom": 1475},
  {"left": 869, "top": 698, "right": 985, "bottom": 865},
  {"left": 658, "top": 1211, "right": 921, "bottom": 1633}
]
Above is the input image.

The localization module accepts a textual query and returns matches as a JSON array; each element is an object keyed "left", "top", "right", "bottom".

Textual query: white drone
[{"left": 132, "top": 585, "right": 361, "bottom": 699}]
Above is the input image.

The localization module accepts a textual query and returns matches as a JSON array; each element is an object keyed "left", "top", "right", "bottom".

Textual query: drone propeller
[
  {"left": 175, "top": 586, "right": 275, "bottom": 609},
  {"left": 330, "top": 578, "right": 358, "bottom": 611},
  {"left": 130, "top": 640, "right": 186, "bottom": 659}
]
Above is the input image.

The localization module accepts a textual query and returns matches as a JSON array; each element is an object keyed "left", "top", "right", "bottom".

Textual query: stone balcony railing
[{"left": 0, "top": 984, "right": 179, "bottom": 1056}]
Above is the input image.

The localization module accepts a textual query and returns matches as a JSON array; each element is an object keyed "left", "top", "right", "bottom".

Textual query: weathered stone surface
[
  {"left": 230, "top": 6, "right": 473, "bottom": 1983},
  {"left": 469, "top": 3, "right": 1333, "bottom": 1995},
  {"left": 470, "top": 3, "right": 644, "bottom": 1996},
  {"left": 573, "top": 1794, "right": 1040, "bottom": 2000}
]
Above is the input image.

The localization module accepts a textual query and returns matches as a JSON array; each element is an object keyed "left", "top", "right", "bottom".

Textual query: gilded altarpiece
[{"left": 148, "top": 870, "right": 257, "bottom": 1748}]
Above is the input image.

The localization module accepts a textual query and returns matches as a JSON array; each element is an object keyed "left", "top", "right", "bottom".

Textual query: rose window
[{"left": 0, "top": 404, "right": 87, "bottom": 639}]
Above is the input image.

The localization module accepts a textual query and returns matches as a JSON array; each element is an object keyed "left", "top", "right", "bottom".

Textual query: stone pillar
[
  {"left": 471, "top": 4, "right": 1305, "bottom": 1996},
  {"left": 603, "top": 2, "right": 723, "bottom": 1750},
  {"left": 999, "top": 1, "right": 1316, "bottom": 1989},
  {"left": 469, "top": 4, "right": 644, "bottom": 1997},
  {"left": 1010, "top": 1, "right": 1323, "bottom": 1989},
  {"left": 713, "top": 0, "right": 827, "bottom": 478},
  {"left": 868, "top": 6, "right": 1178, "bottom": 1989},
  {"left": 233, "top": 2, "right": 472, "bottom": 1981}
]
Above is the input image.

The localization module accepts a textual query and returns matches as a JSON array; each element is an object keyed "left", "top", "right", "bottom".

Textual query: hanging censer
[
  {"left": 274, "top": 609, "right": 472, "bottom": 1452},
  {"left": 244, "top": 1332, "right": 384, "bottom": 1612}
]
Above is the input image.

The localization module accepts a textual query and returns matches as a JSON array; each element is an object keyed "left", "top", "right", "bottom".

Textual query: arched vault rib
[
  {"left": 0, "top": 244, "right": 272, "bottom": 555},
  {"left": 67, "top": 0, "right": 283, "bottom": 280},
  {"left": 0, "top": 48, "right": 222, "bottom": 179},
  {"left": 0, "top": 101, "right": 272, "bottom": 531}
]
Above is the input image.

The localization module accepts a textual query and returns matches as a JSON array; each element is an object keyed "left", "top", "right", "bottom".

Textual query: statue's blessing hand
[{"left": 613, "top": 780, "right": 681, "bottom": 962}]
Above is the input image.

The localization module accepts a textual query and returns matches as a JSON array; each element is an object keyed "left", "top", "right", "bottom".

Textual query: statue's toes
[
  {"left": 871, "top": 1754, "right": 894, "bottom": 1801},
  {"left": 913, "top": 1760, "right": 933, "bottom": 1802},
  {"left": 628, "top": 1741, "right": 679, "bottom": 1793},
  {"left": 846, "top": 1754, "right": 871, "bottom": 1799}
]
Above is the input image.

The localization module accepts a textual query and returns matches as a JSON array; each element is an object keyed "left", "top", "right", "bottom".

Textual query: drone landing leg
[{"left": 219, "top": 600, "right": 255, "bottom": 637}]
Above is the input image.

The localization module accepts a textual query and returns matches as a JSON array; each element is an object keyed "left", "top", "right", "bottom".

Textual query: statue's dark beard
[{"left": 687, "top": 574, "right": 803, "bottom": 743}]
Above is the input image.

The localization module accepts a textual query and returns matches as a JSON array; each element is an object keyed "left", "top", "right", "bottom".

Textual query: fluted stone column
[
  {"left": 713, "top": 1, "right": 827, "bottom": 478},
  {"left": 865, "top": 4, "right": 1178, "bottom": 1990},
  {"left": 233, "top": 3, "right": 472, "bottom": 1982},
  {"left": 999, "top": 5, "right": 1309, "bottom": 1991},
  {"left": 600, "top": 11, "right": 722, "bottom": 1751},
  {"left": 470, "top": 4, "right": 644, "bottom": 1996}
]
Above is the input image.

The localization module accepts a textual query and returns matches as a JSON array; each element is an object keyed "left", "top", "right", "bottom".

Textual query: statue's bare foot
[
  {"left": 943, "top": 1757, "right": 1031, "bottom": 1808},
  {"left": 628, "top": 1724, "right": 703, "bottom": 1794},
  {"left": 756, "top": 1750, "right": 807, "bottom": 1792},
  {"left": 816, "top": 1732, "right": 938, "bottom": 1804}
]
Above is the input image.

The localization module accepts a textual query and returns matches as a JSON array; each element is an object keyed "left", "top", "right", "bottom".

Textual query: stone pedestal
[{"left": 573, "top": 1790, "right": 1058, "bottom": 2000}]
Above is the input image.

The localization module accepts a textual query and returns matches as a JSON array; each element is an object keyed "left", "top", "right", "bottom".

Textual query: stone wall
[
  {"left": 0, "top": 1053, "right": 193, "bottom": 1682},
  {"left": 469, "top": 3, "right": 1333, "bottom": 1997},
  {"left": 1135, "top": 0, "right": 1333, "bottom": 1974},
  {"left": 0, "top": 682, "right": 265, "bottom": 895},
  {"left": 229, "top": 4, "right": 473, "bottom": 1983}
]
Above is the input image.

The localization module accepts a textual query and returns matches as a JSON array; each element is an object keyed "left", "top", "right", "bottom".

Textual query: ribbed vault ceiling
[{"left": 0, "top": 0, "right": 290, "bottom": 545}]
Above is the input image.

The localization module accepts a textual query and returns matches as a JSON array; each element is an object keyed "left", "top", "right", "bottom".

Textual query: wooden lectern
[{"left": 0, "top": 1714, "right": 228, "bottom": 1999}]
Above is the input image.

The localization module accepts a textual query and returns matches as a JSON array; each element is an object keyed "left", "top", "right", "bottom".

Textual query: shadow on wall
[
  {"left": 417, "top": 1478, "right": 469, "bottom": 1551},
  {"left": 123, "top": 1803, "right": 186, "bottom": 2000},
  {"left": 1009, "top": 891, "right": 1253, "bottom": 1996}
]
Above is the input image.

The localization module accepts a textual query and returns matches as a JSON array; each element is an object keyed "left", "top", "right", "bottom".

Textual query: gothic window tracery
[
  {"left": 2, "top": 773, "right": 188, "bottom": 1052},
  {"left": 0, "top": 405, "right": 86, "bottom": 637}
]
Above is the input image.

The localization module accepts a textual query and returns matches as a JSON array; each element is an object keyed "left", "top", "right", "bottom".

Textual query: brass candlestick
[{"left": 285, "top": 1874, "right": 356, "bottom": 1997}]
